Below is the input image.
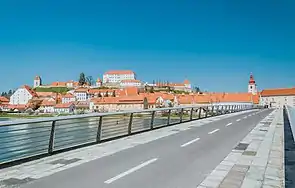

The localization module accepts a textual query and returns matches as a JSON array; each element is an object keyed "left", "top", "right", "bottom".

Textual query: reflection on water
[{"left": 0, "top": 117, "right": 175, "bottom": 163}]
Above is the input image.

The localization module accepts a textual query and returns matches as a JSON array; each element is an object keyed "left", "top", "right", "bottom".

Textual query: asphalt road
[{"left": 21, "top": 109, "right": 272, "bottom": 188}]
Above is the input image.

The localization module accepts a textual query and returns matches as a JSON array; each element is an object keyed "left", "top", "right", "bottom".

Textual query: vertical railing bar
[
  {"left": 48, "top": 120, "right": 56, "bottom": 154},
  {"left": 198, "top": 107, "right": 202, "bottom": 119},
  {"left": 96, "top": 116, "right": 103, "bottom": 143},
  {"left": 190, "top": 108, "right": 194, "bottom": 120},
  {"left": 205, "top": 106, "right": 209, "bottom": 117},
  {"left": 167, "top": 109, "right": 171, "bottom": 125},
  {"left": 128, "top": 113, "right": 133, "bottom": 135},
  {"left": 151, "top": 111, "right": 155, "bottom": 129},
  {"left": 180, "top": 108, "right": 184, "bottom": 123}
]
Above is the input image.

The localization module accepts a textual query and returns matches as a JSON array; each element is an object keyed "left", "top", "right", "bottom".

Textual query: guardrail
[
  {"left": 0, "top": 104, "right": 256, "bottom": 167},
  {"left": 285, "top": 105, "right": 295, "bottom": 141}
]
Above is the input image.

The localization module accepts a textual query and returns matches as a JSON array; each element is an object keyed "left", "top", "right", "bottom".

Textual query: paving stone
[
  {"left": 219, "top": 178, "right": 243, "bottom": 188},
  {"left": 241, "top": 178, "right": 263, "bottom": 188},
  {"left": 235, "top": 143, "right": 249, "bottom": 151},
  {"left": 263, "top": 178, "right": 282, "bottom": 187},
  {"left": 215, "top": 164, "right": 233, "bottom": 172},
  {"left": 243, "top": 151, "right": 257, "bottom": 156},
  {"left": 246, "top": 166, "right": 265, "bottom": 181}
]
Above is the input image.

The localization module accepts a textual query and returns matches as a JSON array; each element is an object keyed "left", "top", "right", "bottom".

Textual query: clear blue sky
[{"left": 0, "top": 0, "right": 295, "bottom": 92}]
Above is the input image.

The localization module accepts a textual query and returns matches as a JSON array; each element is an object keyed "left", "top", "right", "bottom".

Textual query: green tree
[
  {"left": 86, "top": 76, "right": 94, "bottom": 86},
  {"left": 194, "top": 86, "right": 201, "bottom": 93},
  {"left": 1, "top": 92, "right": 4, "bottom": 96},
  {"left": 79, "top": 73, "right": 86, "bottom": 86},
  {"left": 8, "top": 90, "right": 13, "bottom": 97},
  {"left": 143, "top": 97, "right": 148, "bottom": 109},
  {"left": 150, "top": 86, "right": 154, "bottom": 93}
]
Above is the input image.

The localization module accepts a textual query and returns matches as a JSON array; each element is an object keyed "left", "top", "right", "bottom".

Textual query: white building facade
[
  {"left": 260, "top": 88, "right": 295, "bottom": 108},
  {"left": 248, "top": 74, "right": 257, "bottom": 95},
  {"left": 9, "top": 85, "right": 36, "bottom": 105},
  {"left": 120, "top": 80, "right": 142, "bottom": 87},
  {"left": 103, "top": 70, "right": 136, "bottom": 83},
  {"left": 62, "top": 94, "right": 76, "bottom": 103}
]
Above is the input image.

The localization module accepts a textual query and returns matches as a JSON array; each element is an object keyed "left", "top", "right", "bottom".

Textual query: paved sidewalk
[{"left": 197, "top": 109, "right": 285, "bottom": 188}]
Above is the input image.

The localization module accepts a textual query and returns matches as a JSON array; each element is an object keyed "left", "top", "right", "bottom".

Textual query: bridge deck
[{"left": 0, "top": 109, "right": 278, "bottom": 188}]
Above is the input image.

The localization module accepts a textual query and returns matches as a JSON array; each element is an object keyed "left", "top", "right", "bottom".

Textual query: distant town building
[
  {"left": 0, "top": 96, "right": 9, "bottom": 111},
  {"left": 96, "top": 78, "right": 102, "bottom": 87},
  {"left": 248, "top": 74, "right": 258, "bottom": 95},
  {"left": 62, "top": 93, "right": 76, "bottom": 104},
  {"left": 154, "top": 80, "right": 192, "bottom": 92},
  {"left": 34, "top": 76, "right": 42, "bottom": 88},
  {"left": 260, "top": 87, "right": 295, "bottom": 108},
  {"left": 103, "top": 70, "right": 136, "bottom": 83},
  {"left": 54, "top": 103, "right": 75, "bottom": 114},
  {"left": 39, "top": 99, "right": 56, "bottom": 113},
  {"left": 120, "top": 79, "right": 142, "bottom": 87},
  {"left": 9, "top": 85, "right": 37, "bottom": 105},
  {"left": 73, "top": 88, "right": 89, "bottom": 101}
]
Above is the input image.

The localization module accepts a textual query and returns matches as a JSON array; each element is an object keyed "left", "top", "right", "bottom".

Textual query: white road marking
[
  {"left": 243, "top": 116, "right": 247, "bottom": 119},
  {"left": 208, "top": 129, "right": 219, "bottom": 135},
  {"left": 181, "top": 138, "right": 200, "bottom": 147},
  {"left": 226, "top": 122, "right": 233, "bottom": 127},
  {"left": 104, "top": 158, "right": 158, "bottom": 184},
  {"left": 236, "top": 119, "right": 241, "bottom": 122}
]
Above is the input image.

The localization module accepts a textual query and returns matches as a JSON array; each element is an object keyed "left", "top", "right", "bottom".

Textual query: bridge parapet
[{"left": 0, "top": 104, "right": 258, "bottom": 167}]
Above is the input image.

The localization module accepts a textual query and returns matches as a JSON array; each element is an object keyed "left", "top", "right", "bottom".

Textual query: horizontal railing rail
[{"left": 0, "top": 104, "right": 260, "bottom": 168}]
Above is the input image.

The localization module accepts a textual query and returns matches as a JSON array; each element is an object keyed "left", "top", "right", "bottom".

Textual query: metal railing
[
  {"left": 285, "top": 105, "right": 295, "bottom": 140},
  {"left": 0, "top": 104, "right": 255, "bottom": 167}
]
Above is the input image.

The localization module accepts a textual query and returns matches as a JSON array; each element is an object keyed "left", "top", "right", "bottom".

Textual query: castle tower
[
  {"left": 248, "top": 73, "right": 257, "bottom": 95},
  {"left": 34, "top": 76, "right": 42, "bottom": 88},
  {"left": 96, "top": 78, "right": 102, "bottom": 87}
]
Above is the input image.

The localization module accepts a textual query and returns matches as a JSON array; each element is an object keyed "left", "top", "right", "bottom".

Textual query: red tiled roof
[
  {"left": 62, "top": 93, "right": 75, "bottom": 98},
  {"left": 55, "top": 102, "right": 74, "bottom": 108},
  {"left": 36, "top": 92, "right": 56, "bottom": 98},
  {"left": 0, "top": 96, "right": 9, "bottom": 103},
  {"left": 41, "top": 99, "right": 56, "bottom": 106},
  {"left": 74, "top": 88, "right": 89, "bottom": 93},
  {"left": 7, "top": 104, "right": 27, "bottom": 109},
  {"left": 261, "top": 88, "right": 295, "bottom": 97},
  {"left": 183, "top": 79, "right": 190, "bottom": 84},
  {"left": 104, "top": 70, "right": 135, "bottom": 75},
  {"left": 23, "top": 85, "right": 37, "bottom": 97}
]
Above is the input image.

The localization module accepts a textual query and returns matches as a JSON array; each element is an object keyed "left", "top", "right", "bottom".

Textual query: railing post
[
  {"left": 205, "top": 106, "right": 209, "bottom": 117},
  {"left": 96, "top": 116, "right": 102, "bottom": 143},
  {"left": 190, "top": 108, "right": 194, "bottom": 120},
  {"left": 128, "top": 113, "right": 133, "bottom": 135},
  {"left": 151, "top": 111, "right": 155, "bottom": 129},
  {"left": 167, "top": 109, "right": 171, "bottom": 125},
  {"left": 220, "top": 106, "right": 224, "bottom": 114},
  {"left": 48, "top": 120, "right": 56, "bottom": 154},
  {"left": 198, "top": 107, "right": 202, "bottom": 119},
  {"left": 180, "top": 108, "right": 184, "bottom": 123}
]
